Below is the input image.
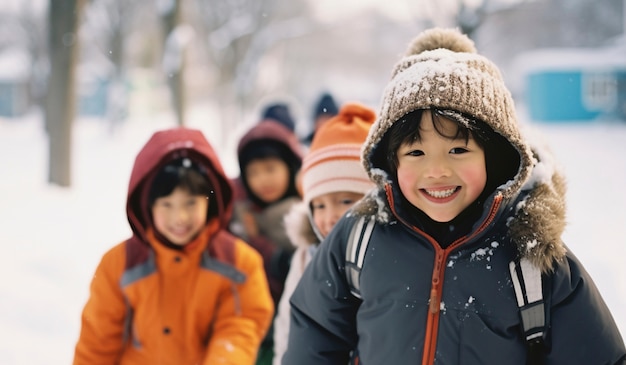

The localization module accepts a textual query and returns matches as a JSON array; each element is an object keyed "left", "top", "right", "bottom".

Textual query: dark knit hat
[
  {"left": 261, "top": 103, "right": 296, "bottom": 132},
  {"left": 312, "top": 93, "right": 339, "bottom": 121}
]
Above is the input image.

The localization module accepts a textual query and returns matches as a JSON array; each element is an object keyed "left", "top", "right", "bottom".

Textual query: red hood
[{"left": 127, "top": 127, "right": 233, "bottom": 243}]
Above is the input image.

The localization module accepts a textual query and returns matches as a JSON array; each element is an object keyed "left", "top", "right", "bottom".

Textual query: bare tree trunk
[
  {"left": 162, "top": 0, "right": 186, "bottom": 126},
  {"left": 46, "top": 0, "right": 83, "bottom": 187}
]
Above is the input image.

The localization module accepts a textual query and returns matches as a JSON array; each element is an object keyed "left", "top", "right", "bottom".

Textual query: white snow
[
  {"left": 0, "top": 105, "right": 624, "bottom": 364},
  {"left": 0, "top": 48, "right": 30, "bottom": 80}
]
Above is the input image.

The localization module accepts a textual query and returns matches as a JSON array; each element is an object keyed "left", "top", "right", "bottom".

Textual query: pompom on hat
[
  {"left": 364, "top": 27, "right": 533, "bottom": 197},
  {"left": 301, "top": 103, "right": 376, "bottom": 205},
  {"left": 383, "top": 27, "right": 514, "bottom": 124}
]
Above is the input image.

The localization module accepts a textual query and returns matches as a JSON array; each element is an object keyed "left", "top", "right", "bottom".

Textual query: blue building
[
  {"left": 515, "top": 37, "right": 626, "bottom": 123},
  {"left": 0, "top": 49, "right": 30, "bottom": 118}
]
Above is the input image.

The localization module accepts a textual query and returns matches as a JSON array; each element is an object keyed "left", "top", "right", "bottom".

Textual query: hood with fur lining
[
  {"left": 353, "top": 28, "right": 567, "bottom": 273},
  {"left": 284, "top": 201, "right": 320, "bottom": 249},
  {"left": 354, "top": 126, "right": 567, "bottom": 273}
]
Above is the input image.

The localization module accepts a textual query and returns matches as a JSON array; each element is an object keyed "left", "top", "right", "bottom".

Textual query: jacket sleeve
[
  {"left": 73, "top": 245, "right": 127, "bottom": 365},
  {"left": 282, "top": 217, "right": 361, "bottom": 365},
  {"left": 203, "top": 239, "right": 274, "bottom": 365},
  {"left": 546, "top": 248, "right": 626, "bottom": 364}
]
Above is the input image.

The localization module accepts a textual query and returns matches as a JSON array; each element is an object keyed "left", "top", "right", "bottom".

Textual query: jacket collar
[{"left": 351, "top": 132, "right": 567, "bottom": 273}]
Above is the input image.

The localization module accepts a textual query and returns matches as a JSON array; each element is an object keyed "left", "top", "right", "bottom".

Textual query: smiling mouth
[
  {"left": 170, "top": 227, "right": 190, "bottom": 236},
  {"left": 423, "top": 187, "right": 458, "bottom": 199},
  {"left": 259, "top": 187, "right": 278, "bottom": 196}
]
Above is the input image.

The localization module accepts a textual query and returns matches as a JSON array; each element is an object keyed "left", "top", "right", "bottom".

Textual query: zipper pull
[
  {"left": 429, "top": 288, "right": 439, "bottom": 313},
  {"left": 429, "top": 251, "right": 444, "bottom": 314}
]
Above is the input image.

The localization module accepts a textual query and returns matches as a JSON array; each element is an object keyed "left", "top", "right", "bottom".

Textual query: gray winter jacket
[
  {"left": 283, "top": 179, "right": 626, "bottom": 364},
  {"left": 282, "top": 28, "right": 626, "bottom": 365}
]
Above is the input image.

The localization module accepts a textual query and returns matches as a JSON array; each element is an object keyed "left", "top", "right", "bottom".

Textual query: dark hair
[
  {"left": 384, "top": 109, "right": 482, "bottom": 171},
  {"left": 378, "top": 108, "right": 520, "bottom": 196},
  {"left": 149, "top": 158, "right": 215, "bottom": 212}
]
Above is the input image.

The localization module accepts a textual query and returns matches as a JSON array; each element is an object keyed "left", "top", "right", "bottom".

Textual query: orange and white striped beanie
[{"left": 301, "top": 102, "right": 376, "bottom": 205}]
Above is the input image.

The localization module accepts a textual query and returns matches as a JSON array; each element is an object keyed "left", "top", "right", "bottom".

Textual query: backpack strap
[
  {"left": 509, "top": 258, "right": 547, "bottom": 365},
  {"left": 345, "top": 216, "right": 376, "bottom": 299}
]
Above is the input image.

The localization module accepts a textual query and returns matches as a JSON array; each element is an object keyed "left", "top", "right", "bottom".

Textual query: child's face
[
  {"left": 311, "top": 191, "right": 364, "bottom": 237},
  {"left": 395, "top": 111, "right": 486, "bottom": 223},
  {"left": 245, "top": 157, "right": 290, "bottom": 204},
  {"left": 151, "top": 186, "right": 209, "bottom": 246}
]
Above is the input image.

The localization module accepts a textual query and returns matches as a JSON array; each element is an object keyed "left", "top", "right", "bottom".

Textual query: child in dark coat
[{"left": 283, "top": 28, "right": 626, "bottom": 365}]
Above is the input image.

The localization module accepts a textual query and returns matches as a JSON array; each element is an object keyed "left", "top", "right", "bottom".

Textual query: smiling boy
[
  {"left": 395, "top": 110, "right": 487, "bottom": 223},
  {"left": 282, "top": 27, "right": 625, "bottom": 365}
]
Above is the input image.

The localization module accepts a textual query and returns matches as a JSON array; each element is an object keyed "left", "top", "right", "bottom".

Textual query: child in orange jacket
[{"left": 73, "top": 127, "right": 274, "bottom": 365}]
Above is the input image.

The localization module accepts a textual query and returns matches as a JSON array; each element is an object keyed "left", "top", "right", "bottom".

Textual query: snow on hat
[
  {"left": 301, "top": 103, "right": 376, "bottom": 205},
  {"left": 363, "top": 27, "right": 533, "bottom": 196},
  {"left": 261, "top": 103, "right": 296, "bottom": 132}
]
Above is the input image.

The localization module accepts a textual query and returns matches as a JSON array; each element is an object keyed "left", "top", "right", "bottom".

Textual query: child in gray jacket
[{"left": 282, "top": 27, "right": 625, "bottom": 365}]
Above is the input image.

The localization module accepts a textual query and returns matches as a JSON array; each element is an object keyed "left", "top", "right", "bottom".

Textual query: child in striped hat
[{"left": 272, "top": 102, "right": 376, "bottom": 365}]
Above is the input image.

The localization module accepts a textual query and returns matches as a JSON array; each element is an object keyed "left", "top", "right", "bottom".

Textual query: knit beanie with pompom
[
  {"left": 301, "top": 103, "right": 376, "bottom": 205},
  {"left": 363, "top": 27, "right": 534, "bottom": 199}
]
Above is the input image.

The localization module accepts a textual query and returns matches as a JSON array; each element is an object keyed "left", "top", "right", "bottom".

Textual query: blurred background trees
[
  {"left": 45, "top": 0, "right": 84, "bottom": 186},
  {"left": 0, "top": 0, "right": 623, "bottom": 186}
]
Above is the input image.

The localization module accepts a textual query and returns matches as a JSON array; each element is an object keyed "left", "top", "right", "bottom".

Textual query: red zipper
[{"left": 385, "top": 185, "right": 502, "bottom": 365}]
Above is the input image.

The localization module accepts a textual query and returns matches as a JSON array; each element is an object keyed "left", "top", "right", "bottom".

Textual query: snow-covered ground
[{"left": 0, "top": 106, "right": 624, "bottom": 364}]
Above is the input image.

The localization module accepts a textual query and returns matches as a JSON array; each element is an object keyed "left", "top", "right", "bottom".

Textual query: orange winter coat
[{"left": 73, "top": 128, "right": 274, "bottom": 365}]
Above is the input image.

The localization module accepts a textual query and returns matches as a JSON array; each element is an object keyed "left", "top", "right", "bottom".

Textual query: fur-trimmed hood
[
  {"left": 354, "top": 125, "right": 567, "bottom": 273},
  {"left": 283, "top": 201, "right": 320, "bottom": 250},
  {"left": 353, "top": 28, "right": 567, "bottom": 273}
]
